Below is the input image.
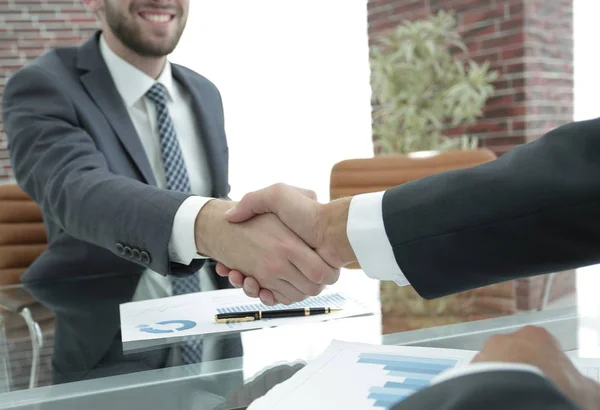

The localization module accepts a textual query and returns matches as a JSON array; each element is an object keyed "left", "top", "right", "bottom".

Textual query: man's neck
[{"left": 103, "top": 31, "right": 166, "bottom": 79}]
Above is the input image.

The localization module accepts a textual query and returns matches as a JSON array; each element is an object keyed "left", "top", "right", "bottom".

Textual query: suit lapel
[
  {"left": 76, "top": 33, "right": 157, "bottom": 186},
  {"left": 171, "top": 65, "right": 228, "bottom": 197}
]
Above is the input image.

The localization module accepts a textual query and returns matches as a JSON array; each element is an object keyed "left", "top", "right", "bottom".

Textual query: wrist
[
  {"left": 194, "top": 199, "right": 235, "bottom": 258},
  {"left": 319, "top": 197, "right": 356, "bottom": 267}
]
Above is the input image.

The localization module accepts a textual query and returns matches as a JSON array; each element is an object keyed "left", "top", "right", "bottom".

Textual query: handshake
[{"left": 194, "top": 183, "right": 356, "bottom": 306}]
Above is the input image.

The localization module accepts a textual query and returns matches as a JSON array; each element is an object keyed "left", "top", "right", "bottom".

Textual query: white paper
[
  {"left": 248, "top": 340, "right": 477, "bottom": 410},
  {"left": 119, "top": 288, "right": 374, "bottom": 344}
]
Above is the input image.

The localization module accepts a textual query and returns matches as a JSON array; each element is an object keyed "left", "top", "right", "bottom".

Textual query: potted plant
[
  {"left": 368, "top": 11, "right": 512, "bottom": 330},
  {"left": 370, "top": 10, "right": 497, "bottom": 154}
]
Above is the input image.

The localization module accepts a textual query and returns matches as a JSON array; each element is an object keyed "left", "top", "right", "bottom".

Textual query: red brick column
[
  {"left": 0, "top": 0, "right": 99, "bottom": 182},
  {"left": 367, "top": 0, "right": 574, "bottom": 155},
  {"left": 368, "top": 0, "right": 575, "bottom": 311}
]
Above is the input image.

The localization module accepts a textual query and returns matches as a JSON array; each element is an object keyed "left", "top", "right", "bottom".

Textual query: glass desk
[{"left": 0, "top": 265, "right": 598, "bottom": 410}]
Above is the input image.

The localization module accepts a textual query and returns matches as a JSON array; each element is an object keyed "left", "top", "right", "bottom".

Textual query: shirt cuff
[
  {"left": 168, "top": 196, "right": 215, "bottom": 265},
  {"left": 430, "top": 362, "right": 545, "bottom": 386},
  {"left": 346, "top": 191, "right": 409, "bottom": 286}
]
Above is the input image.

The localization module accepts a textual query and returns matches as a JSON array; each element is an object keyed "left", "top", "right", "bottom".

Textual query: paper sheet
[
  {"left": 247, "top": 340, "right": 477, "bottom": 410},
  {"left": 119, "top": 288, "right": 374, "bottom": 344}
]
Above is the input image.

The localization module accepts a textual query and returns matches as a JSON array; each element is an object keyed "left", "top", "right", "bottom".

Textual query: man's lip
[{"left": 138, "top": 10, "right": 177, "bottom": 17}]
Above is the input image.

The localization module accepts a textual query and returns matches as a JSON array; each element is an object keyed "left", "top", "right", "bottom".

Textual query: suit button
[
  {"left": 140, "top": 251, "right": 150, "bottom": 265},
  {"left": 116, "top": 243, "right": 124, "bottom": 254},
  {"left": 123, "top": 246, "right": 133, "bottom": 259},
  {"left": 132, "top": 249, "right": 141, "bottom": 262}
]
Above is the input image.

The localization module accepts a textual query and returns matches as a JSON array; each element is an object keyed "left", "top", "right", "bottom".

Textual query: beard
[{"left": 104, "top": 2, "right": 187, "bottom": 57}]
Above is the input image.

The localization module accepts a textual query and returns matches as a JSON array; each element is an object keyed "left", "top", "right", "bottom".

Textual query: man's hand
[
  {"left": 215, "top": 183, "right": 357, "bottom": 304},
  {"left": 473, "top": 326, "right": 600, "bottom": 409},
  {"left": 195, "top": 199, "right": 340, "bottom": 304}
]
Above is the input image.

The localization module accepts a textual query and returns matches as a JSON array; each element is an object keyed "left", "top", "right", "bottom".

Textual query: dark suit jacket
[
  {"left": 391, "top": 371, "right": 580, "bottom": 410},
  {"left": 381, "top": 117, "right": 600, "bottom": 300},
  {"left": 3, "top": 32, "right": 241, "bottom": 381}
]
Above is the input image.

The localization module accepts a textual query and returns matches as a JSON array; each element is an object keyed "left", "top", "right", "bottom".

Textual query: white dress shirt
[
  {"left": 346, "top": 191, "right": 546, "bottom": 382},
  {"left": 99, "top": 36, "right": 214, "bottom": 300}
]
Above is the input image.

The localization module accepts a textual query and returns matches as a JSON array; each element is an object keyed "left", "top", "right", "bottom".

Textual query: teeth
[{"left": 143, "top": 14, "right": 171, "bottom": 23}]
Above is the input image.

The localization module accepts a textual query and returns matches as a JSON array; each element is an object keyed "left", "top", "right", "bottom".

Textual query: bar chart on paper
[
  {"left": 247, "top": 340, "right": 477, "bottom": 410},
  {"left": 120, "top": 288, "right": 374, "bottom": 346},
  {"left": 359, "top": 353, "right": 458, "bottom": 408},
  {"left": 215, "top": 293, "right": 349, "bottom": 314}
]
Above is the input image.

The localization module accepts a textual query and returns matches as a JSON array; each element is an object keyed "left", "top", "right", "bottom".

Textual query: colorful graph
[
  {"left": 216, "top": 293, "right": 347, "bottom": 314},
  {"left": 357, "top": 352, "right": 458, "bottom": 409}
]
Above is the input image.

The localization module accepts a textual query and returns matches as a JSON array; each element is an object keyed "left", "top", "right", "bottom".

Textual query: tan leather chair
[
  {"left": 329, "top": 150, "right": 519, "bottom": 333},
  {"left": 0, "top": 184, "right": 48, "bottom": 389},
  {"left": 330, "top": 149, "right": 497, "bottom": 199},
  {"left": 0, "top": 184, "right": 47, "bottom": 286}
]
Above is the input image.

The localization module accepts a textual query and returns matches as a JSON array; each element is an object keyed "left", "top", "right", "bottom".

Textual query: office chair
[{"left": 0, "top": 184, "right": 48, "bottom": 389}]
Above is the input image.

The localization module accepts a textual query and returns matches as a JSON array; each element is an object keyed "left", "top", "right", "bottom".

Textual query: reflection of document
[
  {"left": 120, "top": 289, "right": 374, "bottom": 345},
  {"left": 248, "top": 340, "right": 477, "bottom": 410}
]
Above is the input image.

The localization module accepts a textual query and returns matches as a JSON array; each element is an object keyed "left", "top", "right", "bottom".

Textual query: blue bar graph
[
  {"left": 358, "top": 352, "right": 458, "bottom": 409},
  {"left": 359, "top": 353, "right": 458, "bottom": 367},
  {"left": 216, "top": 293, "right": 347, "bottom": 314}
]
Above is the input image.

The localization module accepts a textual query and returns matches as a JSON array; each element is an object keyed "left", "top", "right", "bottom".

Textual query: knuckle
[
  {"left": 521, "top": 325, "right": 552, "bottom": 340},
  {"left": 308, "top": 267, "right": 325, "bottom": 284},
  {"left": 277, "top": 240, "right": 296, "bottom": 256},
  {"left": 262, "top": 257, "right": 283, "bottom": 276},
  {"left": 484, "top": 334, "right": 504, "bottom": 347},
  {"left": 306, "top": 284, "right": 323, "bottom": 297}
]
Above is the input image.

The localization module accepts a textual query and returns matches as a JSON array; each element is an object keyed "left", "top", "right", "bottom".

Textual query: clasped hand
[
  {"left": 201, "top": 183, "right": 353, "bottom": 306},
  {"left": 197, "top": 184, "right": 352, "bottom": 305}
]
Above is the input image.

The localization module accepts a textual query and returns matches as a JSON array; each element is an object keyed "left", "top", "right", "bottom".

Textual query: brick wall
[
  {"left": 0, "top": 0, "right": 99, "bottom": 182},
  {"left": 367, "top": 0, "right": 574, "bottom": 155}
]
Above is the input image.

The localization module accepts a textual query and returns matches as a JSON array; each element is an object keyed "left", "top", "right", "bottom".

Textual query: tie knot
[{"left": 146, "top": 83, "right": 169, "bottom": 106}]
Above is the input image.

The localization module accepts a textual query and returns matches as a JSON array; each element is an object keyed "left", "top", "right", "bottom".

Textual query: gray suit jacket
[
  {"left": 3, "top": 31, "right": 230, "bottom": 283},
  {"left": 3, "top": 32, "right": 240, "bottom": 381}
]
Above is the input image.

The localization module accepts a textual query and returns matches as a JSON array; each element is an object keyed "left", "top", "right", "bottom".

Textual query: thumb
[
  {"left": 225, "top": 184, "right": 316, "bottom": 223},
  {"left": 225, "top": 189, "right": 273, "bottom": 223}
]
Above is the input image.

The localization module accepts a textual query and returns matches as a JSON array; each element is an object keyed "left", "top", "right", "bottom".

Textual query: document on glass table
[
  {"left": 120, "top": 288, "right": 375, "bottom": 344},
  {"left": 248, "top": 340, "right": 477, "bottom": 410}
]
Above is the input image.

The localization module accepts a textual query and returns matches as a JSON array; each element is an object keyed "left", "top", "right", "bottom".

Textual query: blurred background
[{"left": 1, "top": 0, "right": 599, "bottom": 389}]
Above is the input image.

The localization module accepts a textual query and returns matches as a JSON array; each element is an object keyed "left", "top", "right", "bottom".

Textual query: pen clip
[{"left": 215, "top": 316, "right": 256, "bottom": 324}]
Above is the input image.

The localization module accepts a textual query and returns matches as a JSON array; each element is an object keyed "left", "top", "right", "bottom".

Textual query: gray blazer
[{"left": 3, "top": 31, "right": 240, "bottom": 381}]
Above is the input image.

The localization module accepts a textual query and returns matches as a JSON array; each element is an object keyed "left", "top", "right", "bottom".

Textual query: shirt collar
[{"left": 99, "top": 34, "right": 176, "bottom": 107}]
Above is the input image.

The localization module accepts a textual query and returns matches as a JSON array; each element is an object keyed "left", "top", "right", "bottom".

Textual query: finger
[
  {"left": 243, "top": 277, "right": 261, "bottom": 298},
  {"left": 258, "top": 288, "right": 276, "bottom": 306},
  {"left": 271, "top": 289, "right": 293, "bottom": 306},
  {"left": 225, "top": 188, "right": 273, "bottom": 223},
  {"left": 226, "top": 183, "right": 316, "bottom": 223},
  {"left": 272, "top": 277, "right": 308, "bottom": 304},
  {"left": 228, "top": 270, "right": 245, "bottom": 288},
  {"left": 215, "top": 262, "right": 232, "bottom": 277},
  {"left": 288, "top": 244, "right": 340, "bottom": 286}
]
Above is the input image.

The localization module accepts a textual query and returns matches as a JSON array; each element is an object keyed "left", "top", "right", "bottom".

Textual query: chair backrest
[
  {"left": 330, "top": 149, "right": 497, "bottom": 200},
  {"left": 0, "top": 185, "right": 47, "bottom": 286},
  {"left": 330, "top": 149, "right": 497, "bottom": 269}
]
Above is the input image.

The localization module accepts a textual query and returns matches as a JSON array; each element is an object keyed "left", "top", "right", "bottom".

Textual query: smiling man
[{"left": 2, "top": 0, "right": 336, "bottom": 382}]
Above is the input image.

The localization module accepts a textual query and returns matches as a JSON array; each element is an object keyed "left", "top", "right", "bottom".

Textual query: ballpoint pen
[{"left": 215, "top": 307, "right": 342, "bottom": 323}]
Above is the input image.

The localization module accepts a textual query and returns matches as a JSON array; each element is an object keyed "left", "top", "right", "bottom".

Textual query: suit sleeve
[
  {"left": 2, "top": 64, "right": 203, "bottom": 277},
  {"left": 381, "top": 118, "right": 600, "bottom": 299},
  {"left": 391, "top": 370, "right": 580, "bottom": 410}
]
